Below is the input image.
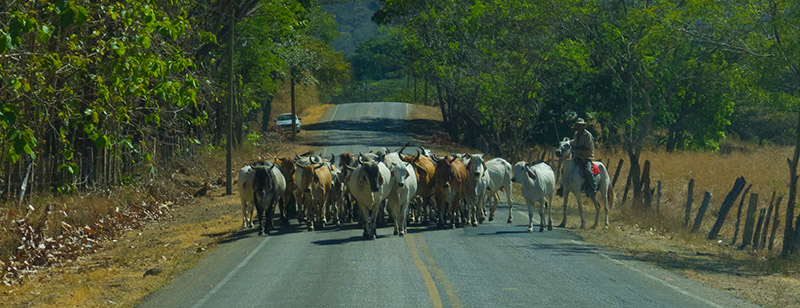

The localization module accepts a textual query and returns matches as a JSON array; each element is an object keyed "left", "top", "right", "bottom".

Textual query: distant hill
[{"left": 322, "top": 0, "right": 381, "bottom": 55}]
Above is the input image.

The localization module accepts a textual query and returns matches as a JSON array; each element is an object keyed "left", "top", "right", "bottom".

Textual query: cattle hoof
[
  {"left": 393, "top": 229, "right": 398, "bottom": 235},
  {"left": 548, "top": 226, "right": 553, "bottom": 231},
  {"left": 539, "top": 228, "right": 544, "bottom": 232},
  {"left": 557, "top": 222, "right": 566, "bottom": 228},
  {"left": 258, "top": 230, "right": 263, "bottom": 236},
  {"left": 488, "top": 217, "right": 494, "bottom": 222},
  {"left": 506, "top": 218, "right": 512, "bottom": 224},
  {"left": 527, "top": 227, "right": 533, "bottom": 232},
  {"left": 399, "top": 232, "right": 405, "bottom": 237}
]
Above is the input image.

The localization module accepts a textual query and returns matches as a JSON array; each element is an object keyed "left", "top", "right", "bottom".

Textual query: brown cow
[
  {"left": 433, "top": 155, "right": 468, "bottom": 228},
  {"left": 295, "top": 163, "right": 333, "bottom": 231},
  {"left": 402, "top": 151, "right": 436, "bottom": 223},
  {"left": 275, "top": 157, "right": 299, "bottom": 225},
  {"left": 338, "top": 152, "right": 358, "bottom": 222}
]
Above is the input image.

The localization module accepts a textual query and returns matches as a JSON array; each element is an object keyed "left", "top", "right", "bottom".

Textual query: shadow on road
[{"left": 300, "top": 118, "right": 441, "bottom": 147}]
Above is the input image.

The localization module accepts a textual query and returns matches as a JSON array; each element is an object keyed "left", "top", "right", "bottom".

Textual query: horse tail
[
  {"left": 599, "top": 163, "right": 615, "bottom": 208},
  {"left": 607, "top": 183, "right": 615, "bottom": 209}
]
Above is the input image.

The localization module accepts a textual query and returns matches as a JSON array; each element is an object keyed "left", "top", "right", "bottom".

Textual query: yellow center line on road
[
  {"left": 405, "top": 234, "right": 443, "bottom": 308},
  {"left": 416, "top": 233, "right": 463, "bottom": 308}
]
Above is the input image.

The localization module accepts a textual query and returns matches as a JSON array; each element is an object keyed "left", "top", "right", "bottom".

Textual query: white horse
[{"left": 554, "top": 137, "right": 615, "bottom": 229}]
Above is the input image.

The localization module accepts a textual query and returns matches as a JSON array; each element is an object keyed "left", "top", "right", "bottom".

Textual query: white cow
[
  {"left": 346, "top": 156, "right": 392, "bottom": 240},
  {"left": 511, "top": 162, "right": 555, "bottom": 232},
  {"left": 238, "top": 165, "right": 257, "bottom": 229},
  {"left": 387, "top": 161, "right": 418, "bottom": 236},
  {"left": 483, "top": 158, "right": 514, "bottom": 223},
  {"left": 464, "top": 154, "right": 489, "bottom": 226}
]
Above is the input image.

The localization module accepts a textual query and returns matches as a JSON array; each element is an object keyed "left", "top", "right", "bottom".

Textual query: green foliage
[{"left": 0, "top": 0, "right": 347, "bottom": 196}]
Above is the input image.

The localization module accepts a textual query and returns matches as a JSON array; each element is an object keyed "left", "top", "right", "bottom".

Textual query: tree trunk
[
  {"left": 261, "top": 93, "right": 274, "bottom": 132},
  {"left": 781, "top": 110, "right": 800, "bottom": 257}
]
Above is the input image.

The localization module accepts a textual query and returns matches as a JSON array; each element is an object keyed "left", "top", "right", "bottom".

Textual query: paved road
[{"left": 138, "top": 102, "right": 758, "bottom": 308}]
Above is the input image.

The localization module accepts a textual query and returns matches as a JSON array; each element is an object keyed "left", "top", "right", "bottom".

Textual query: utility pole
[
  {"left": 226, "top": 13, "right": 234, "bottom": 195},
  {"left": 290, "top": 75, "right": 296, "bottom": 140}
]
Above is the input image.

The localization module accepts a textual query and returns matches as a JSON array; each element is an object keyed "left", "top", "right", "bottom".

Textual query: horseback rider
[{"left": 572, "top": 118, "right": 597, "bottom": 194}]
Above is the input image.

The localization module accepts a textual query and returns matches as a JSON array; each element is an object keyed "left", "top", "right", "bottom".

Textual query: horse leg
[
  {"left": 591, "top": 196, "right": 600, "bottom": 229},
  {"left": 559, "top": 193, "right": 568, "bottom": 228},
  {"left": 603, "top": 184, "right": 610, "bottom": 229},
  {"left": 576, "top": 193, "right": 586, "bottom": 229}
]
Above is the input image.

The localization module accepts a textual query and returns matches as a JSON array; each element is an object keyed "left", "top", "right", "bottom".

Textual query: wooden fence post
[
  {"left": 740, "top": 193, "right": 759, "bottom": 249},
  {"left": 612, "top": 159, "right": 624, "bottom": 187},
  {"left": 769, "top": 196, "right": 783, "bottom": 251},
  {"left": 753, "top": 208, "right": 767, "bottom": 249},
  {"left": 684, "top": 179, "right": 695, "bottom": 228},
  {"left": 642, "top": 160, "right": 652, "bottom": 208},
  {"left": 760, "top": 192, "right": 776, "bottom": 249},
  {"left": 731, "top": 184, "right": 753, "bottom": 245},
  {"left": 708, "top": 176, "right": 747, "bottom": 240},
  {"left": 621, "top": 165, "right": 633, "bottom": 206},
  {"left": 692, "top": 191, "right": 712, "bottom": 233},
  {"left": 656, "top": 180, "right": 662, "bottom": 213}
]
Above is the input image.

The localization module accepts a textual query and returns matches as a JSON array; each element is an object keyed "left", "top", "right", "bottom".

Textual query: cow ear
[{"left": 527, "top": 170, "right": 536, "bottom": 180}]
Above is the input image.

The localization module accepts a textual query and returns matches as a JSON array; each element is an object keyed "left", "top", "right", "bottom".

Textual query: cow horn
[
  {"left": 344, "top": 164, "right": 355, "bottom": 171},
  {"left": 294, "top": 153, "right": 302, "bottom": 161},
  {"left": 330, "top": 153, "right": 336, "bottom": 165},
  {"left": 398, "top": 142, "right": 409, "bottom": 154}
]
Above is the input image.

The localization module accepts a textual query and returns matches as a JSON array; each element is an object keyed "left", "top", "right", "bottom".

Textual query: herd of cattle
[{"left": 238, "top": 142, "right": 614, "bottom": 240}]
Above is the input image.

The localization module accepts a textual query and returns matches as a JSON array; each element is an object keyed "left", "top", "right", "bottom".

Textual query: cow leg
[
  {"left": 241, "top": 201, "right": 249, "bottom": 229},
  {"left": 265, "top": 201, "right": 275, "bottom": 235},
  {"left": 255, "top": 198, "right": 264, "bottom": 236},
  {"left": 506, "top": 191, "right": 514, "bottom": 224},
  {"left": 546, "top": 199, "right": 553, "bottom": 230},
  {"left": 539, "top": 198, "right": 547, "bottom": 232}
]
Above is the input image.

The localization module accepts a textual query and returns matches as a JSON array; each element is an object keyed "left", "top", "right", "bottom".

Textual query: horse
[{"left": 554, "top": 137, "right": 615, "bottom": 229}]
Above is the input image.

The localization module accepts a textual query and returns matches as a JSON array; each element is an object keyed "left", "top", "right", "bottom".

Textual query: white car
[{"left": 276, "top": 113, "right": 301, "bottom": 133}]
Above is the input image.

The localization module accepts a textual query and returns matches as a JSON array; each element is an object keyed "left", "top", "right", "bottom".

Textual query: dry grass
[
  {"left": 0, "top": 187, "right": 242, "bottom": 307},
  {"left": 593, "top": 142, "right": 792, "bottom": 249}
]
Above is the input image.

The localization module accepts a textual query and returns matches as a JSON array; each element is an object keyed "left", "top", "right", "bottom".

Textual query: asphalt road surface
[{"left": 138, "top": 102, "right": 758, "bottom": 308}]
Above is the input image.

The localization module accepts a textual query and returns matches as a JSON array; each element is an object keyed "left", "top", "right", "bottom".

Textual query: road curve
[{"left": 137, "top": 102, "right": 758, "bottom": 308}]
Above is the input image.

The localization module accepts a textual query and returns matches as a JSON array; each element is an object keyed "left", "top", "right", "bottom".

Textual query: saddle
[{"left": 590, "top": 163, "right": 600, "bottom": 176}]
